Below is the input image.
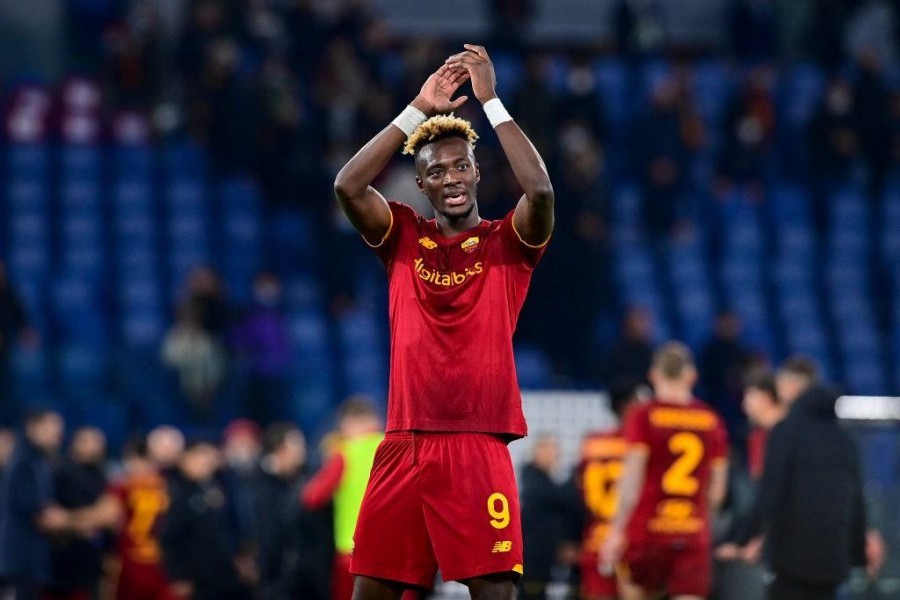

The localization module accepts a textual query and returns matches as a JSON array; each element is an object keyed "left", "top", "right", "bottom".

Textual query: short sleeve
[
  {"left": 369, "top": 202, "right": 420, "bottom": 268},
  {"left": 622, "top": 405, "right": 651, "bottom": 453},
  {"left": 499, "top": 210, "right": 549, "bottom": 270}
]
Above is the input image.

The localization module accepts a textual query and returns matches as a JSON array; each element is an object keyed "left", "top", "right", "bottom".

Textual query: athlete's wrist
[
  {"left": 482, "top": 97, "right": 512, "bottom": 128},
  {"left": 392, "top": 104, "right": 428, "bottom": 137},
  {"left": 410, "top": 96, "right": 432, "bottom": 116}
]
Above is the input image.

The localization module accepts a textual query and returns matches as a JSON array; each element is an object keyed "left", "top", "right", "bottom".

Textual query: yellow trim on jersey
[
  {"left": 629, "top": 442, "right": 651, "bottom": 454},
  {"left": 511, "top": 215, "right": 551, "bottom": 249},
  {"left": 512, "top": 564, "right": 524, "bottom": 575},
  {"left": 362, "top": 207, "right": 394, "bottom": 249}
]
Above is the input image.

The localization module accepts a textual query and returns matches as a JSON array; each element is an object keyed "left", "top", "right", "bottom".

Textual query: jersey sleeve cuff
[
  {"left": 511, "top": 217, "right": 551, "bottom": 249},
  {"left": 362, "top": 208, "right": 394, "bottom": 249}
]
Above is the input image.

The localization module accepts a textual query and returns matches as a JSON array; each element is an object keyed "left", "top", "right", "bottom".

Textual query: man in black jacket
[
  {"left": 736, "top": 357, "right": 876, "bottom": 599},
  {"left": 160, "top": 438, "right": 252, "bottom": 600},
  {"left": 46, "top": 426, "right": 109, "bottom": 598}
]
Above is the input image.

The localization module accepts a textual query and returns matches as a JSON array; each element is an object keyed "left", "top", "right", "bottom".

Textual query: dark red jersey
[
  {"left": 109, "top": 472, "right": 169, "bottom": 565},
  {"left": 371, "top": 202, "right": 547, "bottom": 438},
  {"left": 576, "top": 430, "right": 628, "bottom": 554},
  {"left": 623, "top": 399, "right": 728, "bottom": 548}
]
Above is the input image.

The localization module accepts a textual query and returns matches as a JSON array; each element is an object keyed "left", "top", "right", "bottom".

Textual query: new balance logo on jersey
[
  {"left": 418, "top": 236, "right": 437, "bottom": 249},
  {"left": 491, "top": 541, "right": 512, "bottom": 553}
]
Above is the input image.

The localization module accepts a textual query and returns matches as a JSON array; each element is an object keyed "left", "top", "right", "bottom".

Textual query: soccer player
[
  {"left": 333, "top": 44, "right": 554, "bottom": 600},
  {"left": 601, "top": 342, "right": 729, "bottom": 600},
  {"left": 576, "top": 382, "right": 647, "bottom": 600}
]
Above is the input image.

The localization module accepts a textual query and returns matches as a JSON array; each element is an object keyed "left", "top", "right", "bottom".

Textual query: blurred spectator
[
  {"left": 602, "top": 307, "right": 654, "bottom": 391},
  {"left": 734, "top": 356, "right": 883, "bottom": 596},
  {"left": 146, "top": 425, "right": 185, "bottom": 476},
  {"left": 635, "top": 77, "right": 704, "bottom": 236},
  {"left": 718, "top": 67, "right": 777, "bottom": 187},
  {"left": 300, "top": 396, "right": 383, "bottom": 600},
  {"left": 852, "top": 51, "right": 892, "bottom": 192},
  {"left": 740, "top": 372, "right": 786, "bottom": 481},
  {"left": 46, "top": 427, "right": 108, "bottom": 600},
  {"left": 520, "top": 434, "right": 574, "bottom": 600},
  {"left": 533, "top": 121, "right": 609, "bottom": 381},
  {"left": 845, "top": 0, "right": 898, "bottom": 69},
  {"left": 614, "top": 0, "right": 665, "bottom": 57},
  {"left": 808, "top": 76, "right": 863, "bottom": 230},
  {"left": 809, "top": 0, "right": 856, "bottom": 70},
  {"left": 510, "top": 53, "right": 558, "bottom": 160},
  {"left": 0, "top": 260, "right": 37, "bottom": 418},
  {"left": 183, "top": 266, "right": 232, "bottom": 340},
  {"left": 220, "top": 418, "right": 263, "bottom": 550},
  {"left": 488, "top": 0, "right": 535, "bottom": 51},
  {"left": 162, "top": 303, "right": 228, "bottom": 422},
  {"left": 252, "top": 422, "right": 307, "bottom": 599},
  {"left": 231, "top": 272, "right": 293, "bottom": 425},
  {"left": 0, "top": 408, "right": 68, "bottom": 600},
  {"left": 560, "top": 54, "right": 606, "bottom": 138},
  {"left": 160, "top": 439, "right": 253, "bottom": 600},
  {"left": 699, "top": 312, "right": 754, "bottom": 445}
]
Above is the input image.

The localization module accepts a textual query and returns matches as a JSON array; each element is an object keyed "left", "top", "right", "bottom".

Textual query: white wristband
[
  {"left": 483, "top": 98, "right": 513, "bottom": 128},
  {"left": 391, "top": 105, "right": 427, "bottom": 137}
]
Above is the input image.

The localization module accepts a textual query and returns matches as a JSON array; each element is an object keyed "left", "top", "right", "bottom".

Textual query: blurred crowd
[
  {"left": 43, "top": 0, "right": 900, "bottom": 382},
  {"left": 0, "top": 396, "right": 387, "bottom": 600}
]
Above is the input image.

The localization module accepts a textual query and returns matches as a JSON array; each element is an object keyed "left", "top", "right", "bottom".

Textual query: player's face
[{"left": 416, "top": 137, "right": 480, "bottom": 220}]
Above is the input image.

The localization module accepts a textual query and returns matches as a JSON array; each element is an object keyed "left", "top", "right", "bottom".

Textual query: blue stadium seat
[
  {"left": 60, "top": 145, "right": 102, "bottom": 181},
  {"left": 163, "top": 141, "right": 206, "bottom": 177},
  {"left": 7, "top": 144, "right": 49, "bottom": 177},
  {"left": 7, "top": 178, "right": 49, "bottom": 210},
  {"left": 778, "top": 62, "right": 826, "bottom": 127},
  {"left": 594, "top": 58, "right": 630, "bottom": 132},
  {"left": 165, "top": 178, "right": 207, "bottom": 215},
  {"left": 60, "top": 179, "right": 102, "bottom": 212},
  {"left": 112, "top": 180, "right": 153, "bottom": 209}
]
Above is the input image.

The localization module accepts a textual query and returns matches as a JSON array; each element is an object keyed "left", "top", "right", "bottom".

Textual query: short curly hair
[{"left": 402, "top": 114, "right": 478, "bottom": 156}]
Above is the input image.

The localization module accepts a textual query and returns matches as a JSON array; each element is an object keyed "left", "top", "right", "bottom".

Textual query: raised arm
[
  {"left": 334, "top": 65, "right": 470, "bottom": 246},
  {"left": 446, "top": 45, "right": 554, "bottom": 246}
]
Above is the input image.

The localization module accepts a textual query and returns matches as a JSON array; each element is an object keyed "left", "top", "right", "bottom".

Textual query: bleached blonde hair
[{"left": 402, "top": 114, "right": 478, "bottom": 156}]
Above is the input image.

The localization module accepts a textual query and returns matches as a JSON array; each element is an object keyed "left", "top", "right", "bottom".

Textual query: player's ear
[
  {"left": 475, "top": 162, "right": 480, "bottom": 184},
  {"left": 416, "top": 176, "right": 426, "bottom": 194}
]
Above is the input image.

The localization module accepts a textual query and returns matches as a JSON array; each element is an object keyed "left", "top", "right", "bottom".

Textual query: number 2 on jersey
[{"left": 662, "top": 432, "right": 704, "bottom": 496}]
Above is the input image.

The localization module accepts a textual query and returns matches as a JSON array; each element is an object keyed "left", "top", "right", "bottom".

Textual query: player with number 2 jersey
[{"left": 602, "top": 343, "right": 729, "bottom": 600}]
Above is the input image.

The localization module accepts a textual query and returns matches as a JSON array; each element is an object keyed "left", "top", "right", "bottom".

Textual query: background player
[
  {"left": 333, "top": 43, "right": 554, "bottom": 600},
  {"left": 576, "top": 382, "right": 648, "bottom": 600},
  {"left": 71, "top": 435, "right": 177, "bottom": 600},
  {"left": 601, "top": 342, "right": 729, "bottom": 600}
]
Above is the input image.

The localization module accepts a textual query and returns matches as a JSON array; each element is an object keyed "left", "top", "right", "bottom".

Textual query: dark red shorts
[
  {"left": 116, "top": 560, "right": 178, "bottom": 600},
  {"left": 580, "top": 551, "right": 617, "bottom": 598},
  {"left": 622, "top": 540, "right": 711, "bottom": 597},
  {"left": 350, "top": 432, "right": 524, "bottom": 587}
]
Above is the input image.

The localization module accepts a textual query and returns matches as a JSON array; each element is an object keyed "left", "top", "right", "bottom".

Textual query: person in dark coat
[
  {"left": 519, "top": 434, "right": 575, "bottom": 600},
  {"left": 159, "top": 439, "right": 252, "bottom": 600},
  {"left": 735, "top": 358, "right": 880, "bottom": 599},
  {"left": 46, "top": 427, "right": 109, "bottom": 599},
  {"left": 0, "top": 408, "right": 67, "bottom": 600},
  {"left": 0, "top": 261, "right": 37, "bottom": 418}
]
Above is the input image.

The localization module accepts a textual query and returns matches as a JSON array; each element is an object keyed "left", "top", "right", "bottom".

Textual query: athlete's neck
[
  {"left": 435, "top": 210, "right": 482, "bottom": 237},
  {"left": 654, "top": 385, "right": 693, "bottom": 405}
]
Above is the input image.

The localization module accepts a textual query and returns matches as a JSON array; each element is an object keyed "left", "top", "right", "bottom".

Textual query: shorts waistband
[{"left": 383, "top": 431, "right": 509, "bottom": 441}]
